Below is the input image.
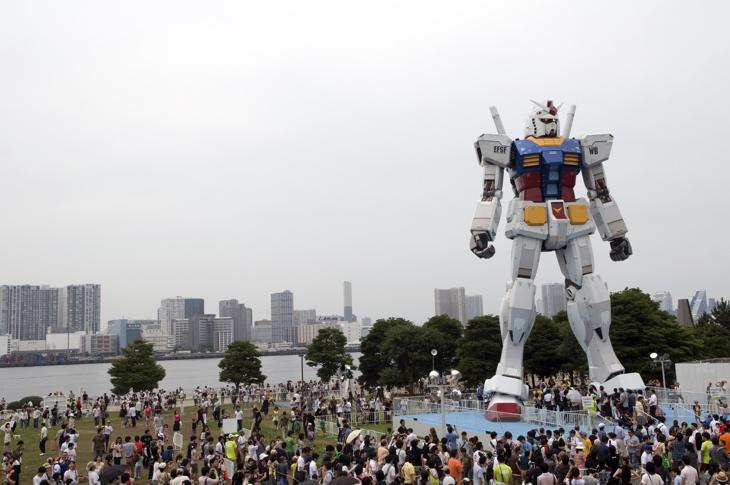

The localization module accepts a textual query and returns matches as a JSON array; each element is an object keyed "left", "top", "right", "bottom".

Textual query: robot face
[{"left": 525, "top": 100, "right": 561, "bottom": 138}]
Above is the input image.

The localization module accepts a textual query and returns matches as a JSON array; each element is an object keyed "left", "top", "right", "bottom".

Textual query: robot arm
[
  {"left": 581, "top": 134, "right": 632, "bottom": 261},
  {"left": 470, "top": 134, "right": 511, "bottom": 259}
]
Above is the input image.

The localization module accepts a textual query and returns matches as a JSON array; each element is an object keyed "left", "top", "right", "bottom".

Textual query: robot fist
[
  {"left": 609, "top": 237, "right": 632, "bottom": 262},
  {"left": 470, "top": 233, "right": 496, "bottom": 259}
]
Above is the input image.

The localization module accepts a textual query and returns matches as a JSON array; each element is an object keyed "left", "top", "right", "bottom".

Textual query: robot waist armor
[{"left": 504, "top": 198, "right": 595, "bottom": 250}]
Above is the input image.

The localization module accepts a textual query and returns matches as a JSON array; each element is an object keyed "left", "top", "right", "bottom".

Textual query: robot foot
[
  {"left": 483, "top": 374, "right": 527, "bottom": 422},
  {"left": 591, "top": 372, "right": 645, "bottom": 393},
  {"left": 485, "top": 394, "right": 523, "bottom": 422}
]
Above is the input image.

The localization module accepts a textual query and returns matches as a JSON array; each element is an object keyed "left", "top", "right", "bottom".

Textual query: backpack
[{"left": 598, "top": 469, "right": 612, "bottom": 485}]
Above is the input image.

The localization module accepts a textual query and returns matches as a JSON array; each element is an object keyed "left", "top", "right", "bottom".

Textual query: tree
[
  {"left": 692, "top": 320, "right": 730, "bottom": 360},
  {"left": 423, "top": 315, "right": 463, "bottom": 371},
  {"left": 378, "top": 323, "right": 431, "bottom": 392},
  {"left": 358, "top": 318, "right": 412, "bottom": 388},
  {"left": 218, "top": 341, "right": 266, "bottom": 388},
  {"left": 703, "top": 299, "right": 730, "bottom": 332},
  {"left": 524, "top": 314, "right": 564, "bottom": 381},
  {"left": 305, "top": 327, "right": 354, "bottom": 382},
  {"left": 455, "top": 315, "right": 502, "bottom": 388},
  {"left": 605, "top": 288, "right": 702, "bottom": 383},
  {"left": 108, "top": 339, "right": 166, "bottom": 395}
]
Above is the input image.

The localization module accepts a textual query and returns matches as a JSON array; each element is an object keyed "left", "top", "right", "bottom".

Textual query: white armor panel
[
  {"left": 557, "top": 236, "right": 594, "bottom": 286},
  {"left": 475, "top": 134, "right": 512, "bottom": 168},
  {"left": 581, "top": 134, "right": 613, "bottom": 167},
  {"left": 590, "top": 198, "right": 628, "bottom": 241},
  {"left": 504, "top": 199, "right": 595, "bottom": 247},
  {"left": 471, "top": 200, "right": 501, "bottom": 241}
]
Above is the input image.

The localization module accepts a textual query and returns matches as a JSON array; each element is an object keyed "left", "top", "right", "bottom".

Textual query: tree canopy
[
  {"left": 305, "top": 327, "right": 354, "bottom": 382},
  {"left": 358, "top": 318, "right": 412, "bottom": 388},
  {"left": 108, "top": 339, "right": 166, "bottom": 395},
  {"left": 423, "top": 314, "right": 463, "bottom": 371},
  {"left": 218, "top": 341, "right": 266, "bottom": 388},
  {"left": 357, "top": 288, "right": 726, "bottom": 392},
  {"left": 455, "top": 315, "right": 502, "bottom": 388}
]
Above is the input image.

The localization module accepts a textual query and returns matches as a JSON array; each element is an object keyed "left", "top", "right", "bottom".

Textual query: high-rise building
[
  {"left": 294, "top": 309, "right": 317, "bottom": 328},
  {"left": 66, "top": 284, "right": 101, "bottom": 334},
  {"left": 252, "top": 320, "right": 273, "bottom": 344},
  {"left": 541, "top": 284, "right": 566, "bottom": 317},
  {"left": 434, "top": 287, "right": 466, "bottom": 324},
  {"left": 271, "top": 291, "right": 294, "bottom": 343},
  {"left": 208, "top": 317, "right": 234, "bottom": 352},
  {"left": 172, "top": 318, "right": 192, "bottom": 349},
  {"left": 465, "top": 295, "right": 484, "bottom": 322},
  {"left": 690, "top": 290, "right": 708, "bottom": 322},
  {"left": 219, "top": 299, "right": 253, "bottom": 342},
  {"left": 107, "top": 319, "right": 152, "bottom": 349},
  {"left": 158, "top": 297, "right": 205, "bottom": 339},
  {"left": 38, "top": 286, "right": 64, "bottom": 330},
  {"left": 651, "top": 291, "right": 674, "bottom": 314},
  {"left": 0, "top": 285, "right": 44, "bottom": 340},
  {"left": 80, "top": 334, "right": 119, "bottom": 355},
  {"left": 343, "top": 281, "right": 354, "bottom": 322},
  {"left": 677, "top": 299, "right": 694, "bottom": 326},
  {"left": 708, "top": 298, "right": 718, "bottom": 313}
]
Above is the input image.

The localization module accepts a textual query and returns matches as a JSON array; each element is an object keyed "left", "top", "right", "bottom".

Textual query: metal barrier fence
[{"left": 392, "top": 397, "right": 598, "bottom": 430}]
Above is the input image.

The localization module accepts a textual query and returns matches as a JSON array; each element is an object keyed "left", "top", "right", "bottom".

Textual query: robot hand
[
  {"left": 470, "top": 233, "right": 496, "bottom": 259},
  {"left": 609, "top": 237, "right": 632, "bottom": 261}
]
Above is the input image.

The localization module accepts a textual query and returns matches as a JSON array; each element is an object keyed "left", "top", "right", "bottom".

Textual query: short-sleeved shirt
[
  {"left": 448, "top": 457, "right": 463, "bottom": 484},
  {"left": 701, "top": 440, "right": 713, "bottom": 464},
  {"left": 680, "top": 465, "right": 699, "bottom": 485},
  {"left": 402, "top": 461, "right": 416, "bottom": 484},
  {"left": 494, "top": 463, "right": 512, "bottom": 485}
]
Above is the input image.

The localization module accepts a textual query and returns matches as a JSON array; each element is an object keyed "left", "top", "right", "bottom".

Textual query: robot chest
[{"left": 512, "top": 151, "right": 580, "bottom": 202}]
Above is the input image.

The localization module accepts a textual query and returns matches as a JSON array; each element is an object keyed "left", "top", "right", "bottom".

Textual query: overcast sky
[{"left": 0, "top": 1, "right": 728, "bottom": 326}]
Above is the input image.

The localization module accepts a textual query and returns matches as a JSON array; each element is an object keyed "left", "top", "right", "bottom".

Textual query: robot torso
[{"left": 510, "top": 136, "right": 582, "bottom": 202}]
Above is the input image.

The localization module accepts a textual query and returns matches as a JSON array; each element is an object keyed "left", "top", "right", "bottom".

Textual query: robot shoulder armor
[
  {"left": 580, "top": 134, "right": 613, "bottom": 167},
  {"left": 474, "top": 133, "right": 512, "bottom": 168}
]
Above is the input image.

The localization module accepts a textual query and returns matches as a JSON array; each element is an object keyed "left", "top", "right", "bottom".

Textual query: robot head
[{"left": 525, "top": 100, "right": 561, "bottom": 138}]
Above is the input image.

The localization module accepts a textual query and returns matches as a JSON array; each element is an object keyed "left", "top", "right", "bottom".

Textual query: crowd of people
[{"left": 2, "top": 377, "right": 730, "bottom": 485}]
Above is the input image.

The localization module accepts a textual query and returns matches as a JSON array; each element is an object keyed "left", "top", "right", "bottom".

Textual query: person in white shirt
[
  {"left": 382, "top": 457, "right": 397, "bottom": 484},
  {"left": 88, "top": 464, "right": 101, "bottom": 485},
  {"left": 641, "top": 445, "right": 653, "bottom": 470},
  {"left": 32, "top": 467, "right": 49, "bottom": 485},
  {"left": 63, "top": 461, "right": 79, "bottom": 485},
  {"left": 309, "top": 456, "right": 319, "bottom": 480},
  {"left": 443, "top": 467, "right": 456, "bottom": 485},
  {"left": 680, "top": 456, "right": 699, "bottom": 485},
  {"left": 151, "top": 459, "right": 167, "bottom": 483},
  {"left": 40, "top": 424, "right": 48, "bottom": 455}
]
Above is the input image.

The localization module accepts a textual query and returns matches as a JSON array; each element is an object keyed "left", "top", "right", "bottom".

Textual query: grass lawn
[{"left": 4, "top": 402, "right": 393, "bottom": 484}]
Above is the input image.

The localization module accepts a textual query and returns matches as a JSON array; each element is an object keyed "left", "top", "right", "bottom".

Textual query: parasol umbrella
[
  {"left": 346, "top": 429, "right": 362, "bottom": 444},
  {"left": 100, "top": 464, "right": 128, "bottom": 484},
  {"left": 330, "top": 476, "right": 359, "bottom": 485}
]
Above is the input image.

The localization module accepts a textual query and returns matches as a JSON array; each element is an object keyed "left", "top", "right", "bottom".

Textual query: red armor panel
[{"left": 514, "top": 170, "right": 578, "bottom": 202}]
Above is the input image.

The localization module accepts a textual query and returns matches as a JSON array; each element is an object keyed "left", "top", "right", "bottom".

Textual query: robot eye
[{"left": 539, "top": 118, "right": 554, "bottom": 124}]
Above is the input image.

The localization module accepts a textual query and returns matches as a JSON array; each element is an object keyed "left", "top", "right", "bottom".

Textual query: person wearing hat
[
  {"left": 87, "top": 463, "right": 100, "bottom": 485},
  {"left": 443, "top": 465, "right": 457, "bottom": 485},
  {"left": 714, "top": 471, "right": 729, "bottom": 485}
]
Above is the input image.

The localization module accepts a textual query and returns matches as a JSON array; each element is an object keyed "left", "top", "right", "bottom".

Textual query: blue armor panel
[{"left": 511, "top": 137, "right": 582, "bottom": 201}]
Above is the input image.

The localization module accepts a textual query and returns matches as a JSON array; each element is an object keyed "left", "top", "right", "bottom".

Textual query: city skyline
[{"left": 0, "top": 3, "right": 727, "bottom": 329}]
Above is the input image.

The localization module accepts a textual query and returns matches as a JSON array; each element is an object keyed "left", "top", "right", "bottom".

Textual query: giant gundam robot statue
[{"left": 469, "top": 100, "right": 644, "bottom": 420}]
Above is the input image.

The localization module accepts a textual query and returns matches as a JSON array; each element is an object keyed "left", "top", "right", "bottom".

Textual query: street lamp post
[
  {"left": 427, "top": 359, "right": 461, "bottom": 437},
  {"left": 650, "top": 352, "right": 671, "bottom": 389}
]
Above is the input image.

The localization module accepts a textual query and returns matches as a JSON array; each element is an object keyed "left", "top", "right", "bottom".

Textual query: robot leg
[
  {"left": 484, "top": 236, "right": 539, "bottom": 420},
  {"left": 558, "top": 236, "right": 644, "bottom": 390}
]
